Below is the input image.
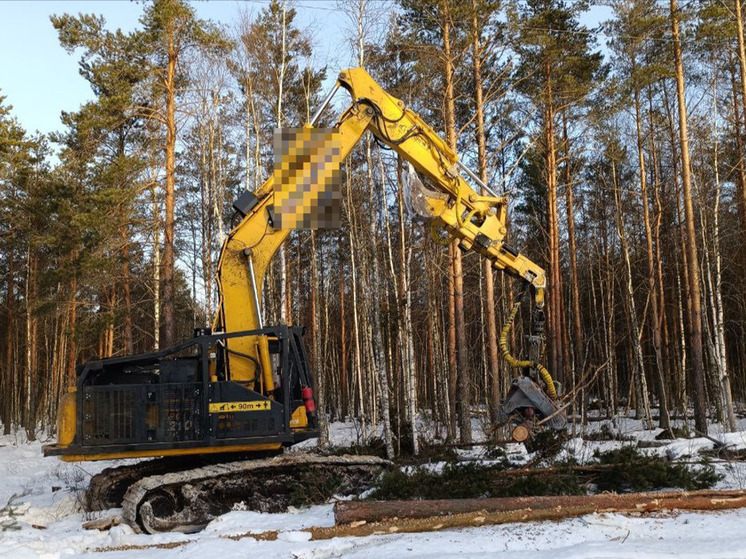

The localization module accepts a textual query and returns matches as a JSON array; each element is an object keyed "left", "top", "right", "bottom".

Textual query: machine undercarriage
[{"left": 95, "top": 453, "right": 390, "bottom": 534}]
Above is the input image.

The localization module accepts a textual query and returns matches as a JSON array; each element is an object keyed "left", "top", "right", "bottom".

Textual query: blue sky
[
  {"left": 0, "top": 1, "right": 352, "bottom": 136},
  {"left": 0, "top": 1, "right": 610, "bottom": 138}
]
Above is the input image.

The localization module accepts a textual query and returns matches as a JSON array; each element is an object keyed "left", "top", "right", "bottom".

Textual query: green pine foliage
[
  {"left": 369, "top": 446, "right": 720, "bottom": 501},
  {"left": 591, "top": 446, "right": 722, "bottom": 492},
  {"left": 371, "top": 461, "right": 584, "bottom": 500}
]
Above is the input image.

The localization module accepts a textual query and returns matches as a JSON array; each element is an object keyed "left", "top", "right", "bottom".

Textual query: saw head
[{"left": 499, "top": 376, "right": 567, "bottom": 442}]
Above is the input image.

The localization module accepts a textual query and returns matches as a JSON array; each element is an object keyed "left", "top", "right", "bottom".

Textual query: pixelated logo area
[{"left": 273, "top": 127, "right": 342, "bottom": 229}]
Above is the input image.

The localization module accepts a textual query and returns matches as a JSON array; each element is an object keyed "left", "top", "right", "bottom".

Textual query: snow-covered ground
[{"left": 3, "top": 417, "right": 746, "bottom": 559}]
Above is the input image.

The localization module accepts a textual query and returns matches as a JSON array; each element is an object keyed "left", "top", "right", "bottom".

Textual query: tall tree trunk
[
  {"left": 66, "top": 276, "right": 77, "bottom": 386},
  {"left": 447, "top": 243, "right": 458, "bottom": 441},
  {"left": 632, "top": 64, "right": 670, "bottom": 431},
  {"left": 106, "top": 284, "right": 116, "bottom": 358},
  {"left": 121, "top": 228, "right": 134, "bottom": 354},
  {"left": 395, "top": 157, "right": 419, "bottom": 455},
  {"left": 647, "top": 85, "right": 673, "bottom": 417},
  {"left": 50, "top": 297, "right": 65, "bottom": 428},
  {"left": 670, "top": 0, "right": 708, "bottom": 433},
  {"left": 730, "top": 58, "right": 746, "bottom": 259},
  {"left": 24, "top": 247, "right": 37, "bottom": 440},
  {"left": 610, "top": 160, "right": 653, "bottom": 428},
  {"left": 207, "top": 112, "right": 217, "bottom": 322},
  {"left": 706, "top": 76, "right": 736, "bottom": 430},
  {"left": 152, "top": 178, "right": 161, "bottom": 351},
  {"left": 544, "top": 68, "right": 563, "bottom": 386},
  {"left": 471, "top": 0, "right": 501, "bottom": 434},
  {"left": 729, "top": 48, "right": 746, "bottom": 333},
  {"left": 3, "top": 250, "right": 14, "bottom": 433},
  {"left": 277, "top": 0, "right": 290, "bottom": 326},
  {"left": 443, "top": 0, "right": 472, "bottom": 443},
  {"left": 244, "top": 71, "right": 255, "bottom": 191},
  {"left": 364, "top": 136, "right": 394, "bottom": 458},
  {"left": 562, "top": 111, "right": 583, "bottom": 414},
  {"left": 662, "top": 79, "right": 690, "bottom": 414},
  {"left": 163, "top": 29, "right": 177, "bottom": 348},
  {"left": 734, "top": 0, "right": 746, "bottom": 251},
  {"left": 339, "top": 254, "right": 349, "bottom": 419},
  {"left": 310, "top": 231, "right": 329, "bottom": 445},
  {"left": 443, "top": 8, "right": 457, "bottom": 443},
  {"left": 600, "top": 178, "right": 617, "bottom": 421},
  {"left": 345, "top": 162, "right": 367, "bottom": 441},
  {"left": 199, "top": 117, "right": 213, "bottom": 324}
]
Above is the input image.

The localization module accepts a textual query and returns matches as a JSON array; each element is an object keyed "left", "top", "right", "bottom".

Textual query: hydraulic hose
[{"left": 499, "top": 292, "right": 557, "bottom": 400}]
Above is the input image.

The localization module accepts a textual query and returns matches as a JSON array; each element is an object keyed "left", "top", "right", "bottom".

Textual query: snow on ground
[{"left": 3, "top": 417, "right": 746, "bottom": 558}]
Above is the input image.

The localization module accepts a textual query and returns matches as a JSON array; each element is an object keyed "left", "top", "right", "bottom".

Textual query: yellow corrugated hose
[{"left": 499, "top": 297, "right": 557, "bottom": 400}]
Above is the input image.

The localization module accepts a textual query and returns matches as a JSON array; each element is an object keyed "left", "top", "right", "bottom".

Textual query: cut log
[
  {"left": 511, "top": 423, "right": 531, "bottom": 442},
  {"left": 333, "top": 490, "right": 746, "bottom": 526},
  {"left": 206, "top": 490, "right": 746, "bottom": 543}
]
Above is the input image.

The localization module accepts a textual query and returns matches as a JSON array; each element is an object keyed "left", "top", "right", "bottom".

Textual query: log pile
[
  {"left": 315, "top": 490, "right": 746, "bottom": 539},
  {"left": 93, "top": 489, "right": 746, "bottom": 549}
]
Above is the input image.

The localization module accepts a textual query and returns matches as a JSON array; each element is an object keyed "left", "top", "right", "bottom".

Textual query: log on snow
[
  {"left": 332, "top": 490, "right": 746, "bottom": 530},
  {"left": 210, "top": 490, "right": 746, "bottom": 543}
]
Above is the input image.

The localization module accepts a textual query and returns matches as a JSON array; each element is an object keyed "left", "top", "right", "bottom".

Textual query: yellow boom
[{"left": 215, "top": 68, "right": 548, "bottom": 393}]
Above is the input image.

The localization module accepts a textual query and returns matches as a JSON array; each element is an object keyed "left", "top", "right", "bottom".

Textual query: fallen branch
[
  {"left": 482, "top": 457, "right": 710, "bottom": 482},
  {"left": 490, "top": 462, "right": 633, "bottom": 479},
  {"left": 692, "top": 429, "right": 730, "bottom": 449},
  {"left": 637, "top": 440, "right": 670, "bottom": 448}
]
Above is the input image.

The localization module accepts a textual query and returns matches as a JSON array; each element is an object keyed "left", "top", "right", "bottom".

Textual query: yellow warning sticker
[{"left": 209, "top": 401, "right": 272, "bottom": 413}]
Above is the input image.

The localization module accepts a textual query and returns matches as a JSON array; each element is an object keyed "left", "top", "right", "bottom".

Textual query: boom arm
[{"left": 215, "top": 68, "right": 547, "bottom": 393}]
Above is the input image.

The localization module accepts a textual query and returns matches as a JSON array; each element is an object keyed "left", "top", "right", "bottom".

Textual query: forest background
[{"left": 1, "top": 0, "right": 744, "bottom": 457}]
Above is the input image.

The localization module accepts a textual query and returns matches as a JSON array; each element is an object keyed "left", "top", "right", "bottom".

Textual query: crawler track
[
  {"left": 87, "top": 457, "right": 200, "bottom": 511},
  {"left": 86, "top": 450, "right": 283, "bottom": 511},
  {"left": 95, "top": 454, "right": 389, "bottom": 534}
]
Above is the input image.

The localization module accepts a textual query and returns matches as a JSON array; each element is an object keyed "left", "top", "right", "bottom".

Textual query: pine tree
[
  {"left": 139, "top": 0, "right": 227, "bottom": 347},
  {"left": 512, "top": 0, "right": 602, "bottom": 389},
  {"left": 607, "top": 0, "right": 673, "bottom": 431},
  {"left": 670, "top": 0, "right": 708, "bottom": 434}
]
